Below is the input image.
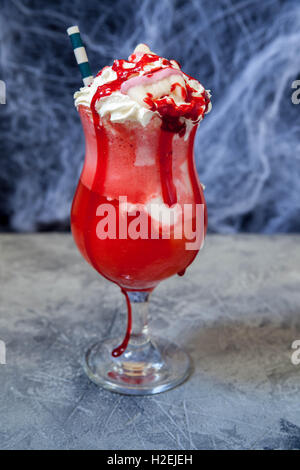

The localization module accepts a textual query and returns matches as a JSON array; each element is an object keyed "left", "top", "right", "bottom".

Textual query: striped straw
[{"left": 67, "top": 25, "right": 93, "bottom": 86}]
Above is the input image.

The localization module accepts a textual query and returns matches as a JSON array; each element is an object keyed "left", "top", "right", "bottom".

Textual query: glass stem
[{"left": 127, "top": 291, "right": 150, "bottom": 348}]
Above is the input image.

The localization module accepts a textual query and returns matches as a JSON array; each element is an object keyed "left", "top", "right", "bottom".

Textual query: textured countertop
[{"left": 0, "top": 234, "right": 300, "bottom": 450}]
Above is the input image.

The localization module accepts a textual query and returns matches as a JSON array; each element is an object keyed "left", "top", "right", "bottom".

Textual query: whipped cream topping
[{"left": 74, "top": 44, "right": 212, "bottom": 135}]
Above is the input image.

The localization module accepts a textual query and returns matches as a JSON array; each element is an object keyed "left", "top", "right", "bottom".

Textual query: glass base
[{"left": 83, "top": 337, "right": 193, "bottom": 395}]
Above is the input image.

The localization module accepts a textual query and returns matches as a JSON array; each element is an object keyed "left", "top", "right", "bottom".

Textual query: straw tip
[{"left": 67, "top": 25, "right": 79, "bottom": 36}]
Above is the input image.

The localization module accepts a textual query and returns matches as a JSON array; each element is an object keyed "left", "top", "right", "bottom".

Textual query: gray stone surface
[{"left": 0, "top": 234, "right": 300, "bottom": 450}]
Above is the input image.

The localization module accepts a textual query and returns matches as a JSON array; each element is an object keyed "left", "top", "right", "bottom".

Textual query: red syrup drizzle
[
  {"left": 112, "top": 288, "right": 132, "bottom": 357},
  {"left": 158, "top": 130, "right": 177, "bottom": 206},
  {"left": 177, "top": 269, "right": 186, "bottom": 277},
  {"left": 82, "top": 52, "right": 210, "bottom": 358}
]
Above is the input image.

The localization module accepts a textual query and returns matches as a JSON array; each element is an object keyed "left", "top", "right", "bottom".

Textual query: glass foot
[{"left": 83, "top": 337, "right": 193, "bottom": 395}]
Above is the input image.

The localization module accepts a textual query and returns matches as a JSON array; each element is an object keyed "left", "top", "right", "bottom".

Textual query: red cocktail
[
  {"left": 70, "top": 44, "right": 211, "bottom": 394},
  {"left": 71, "top": 107, "right": 207, "bottom": 291}
]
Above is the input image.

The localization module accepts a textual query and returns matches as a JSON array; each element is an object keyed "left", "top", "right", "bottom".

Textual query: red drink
[
  {"left": 69, "top": 43, "right": 211, "bottom": 393},
  {"left": 71, "top": 106, "right": 207, "bottom": 291}
]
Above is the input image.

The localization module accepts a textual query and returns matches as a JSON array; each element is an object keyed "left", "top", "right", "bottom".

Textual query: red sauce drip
[
  {"left": 158, "top": 130, "right": 177, "bottom": 206},
  {"left": 112, "top": 289, "right": 132, "bottom": 357},
  {"left": 177, "top": 269, "right": 186, "bottom": 277}
]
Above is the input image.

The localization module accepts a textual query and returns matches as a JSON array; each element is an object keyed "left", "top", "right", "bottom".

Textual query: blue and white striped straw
[{"left": 67, "top": 25, "right": 93, "bottom": 86}]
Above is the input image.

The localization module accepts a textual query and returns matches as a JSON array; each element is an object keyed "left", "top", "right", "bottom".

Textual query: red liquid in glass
[{"left": 71, "top": 106, "right": 207, "bottom": 355}]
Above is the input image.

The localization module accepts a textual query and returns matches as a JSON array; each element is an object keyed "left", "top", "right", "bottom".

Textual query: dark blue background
[{"left": 0, "top": 0, "right": 299, "bottom": 232}]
